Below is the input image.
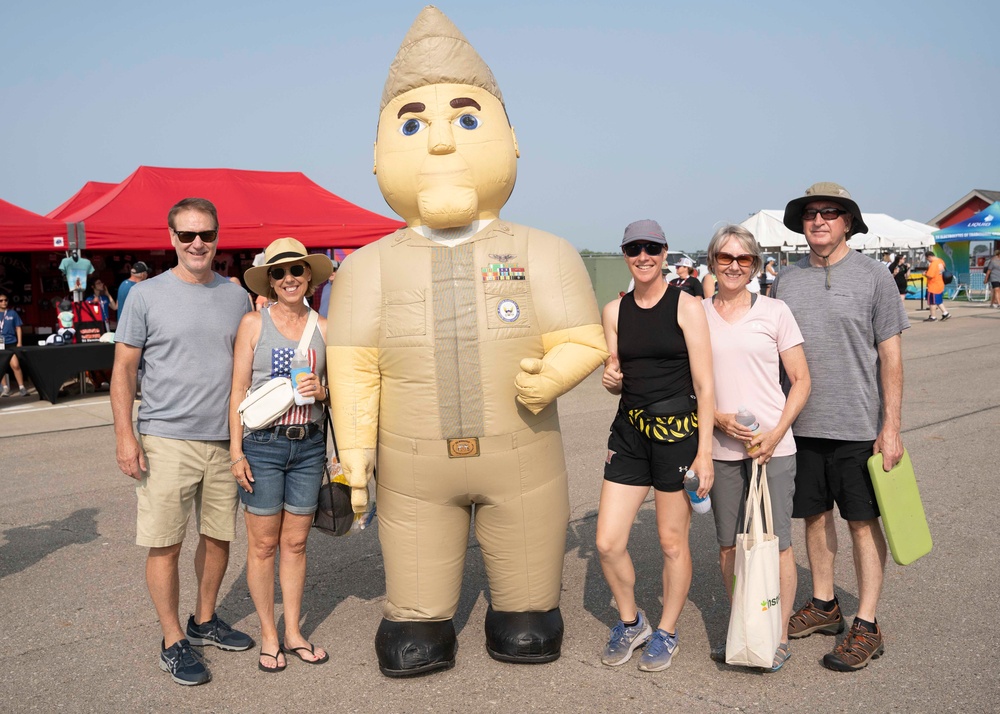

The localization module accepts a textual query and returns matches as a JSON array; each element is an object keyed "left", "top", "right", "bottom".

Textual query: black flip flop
[
  {"left": 280, "top": 642, "right": 329, "bottom": 665},
  {"left": 258, "top": 649, "right": 286, "bottom": 673}
]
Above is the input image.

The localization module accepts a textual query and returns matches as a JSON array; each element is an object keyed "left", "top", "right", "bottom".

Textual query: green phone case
[{"left": 867, "top": 449, "right": 932, "bottom": 566}]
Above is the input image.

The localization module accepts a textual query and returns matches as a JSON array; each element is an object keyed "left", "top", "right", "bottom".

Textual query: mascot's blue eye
[
  {"left": 400, "top": 118, "right": 426, "bottom": 136},
  {"left": 454, "top": 114, "right": 480, "bottom": 130}
]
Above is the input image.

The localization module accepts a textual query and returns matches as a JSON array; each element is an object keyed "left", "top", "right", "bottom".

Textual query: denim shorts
[{"left": 240, "top": 424, "right": 326, "bottom": 516}]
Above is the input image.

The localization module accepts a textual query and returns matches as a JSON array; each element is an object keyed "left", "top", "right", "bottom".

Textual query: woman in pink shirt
[{"left": 701, "top": 225, "right": 811, "bottom": 671}]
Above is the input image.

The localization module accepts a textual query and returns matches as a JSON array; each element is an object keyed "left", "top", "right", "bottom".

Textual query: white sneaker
[{"left": 0, "top": 385, "right": 9, "bottom": 397}]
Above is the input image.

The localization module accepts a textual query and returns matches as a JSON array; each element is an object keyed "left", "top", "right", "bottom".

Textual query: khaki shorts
[{"left": 135, "top": 434, "right": 238, "bottom": 548}]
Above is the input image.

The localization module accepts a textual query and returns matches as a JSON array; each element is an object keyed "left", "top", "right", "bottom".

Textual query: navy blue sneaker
[
  {"left": 638, "top": 628, "right": 679, "bottom": 672},
  {"left": 601, "top": 609, "right": 652, "bottom": 666},
  {"left": 159, "top": 639, "right": 210, "bottom": 686},
  {"left": 186, "top": 614, "right": 254, "bottom": 652}
]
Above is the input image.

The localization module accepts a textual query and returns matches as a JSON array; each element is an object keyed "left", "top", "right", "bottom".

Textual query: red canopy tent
[
  {"left": 0, "top": 197, "right": 67, "bottom": 251},
  {"left": 46, "top": 181, "right": 118, "bottom": 221},
  {"left": 59, "top": 166, "right": 403, "bottom": 250}
]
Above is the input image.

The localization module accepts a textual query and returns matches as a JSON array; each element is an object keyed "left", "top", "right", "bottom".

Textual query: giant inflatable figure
[{"left": 327, "top": 6, "right": 608, "bottom": 677}]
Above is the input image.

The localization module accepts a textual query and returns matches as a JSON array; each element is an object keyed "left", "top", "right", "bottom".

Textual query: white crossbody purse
[{"left": 237, "top": 310, "right": 319, "bottom": 430}]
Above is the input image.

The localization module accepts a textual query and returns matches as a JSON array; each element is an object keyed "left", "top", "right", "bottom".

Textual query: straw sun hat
[{"left": 243, "top": 237, "right": 333, "bottom": 297}]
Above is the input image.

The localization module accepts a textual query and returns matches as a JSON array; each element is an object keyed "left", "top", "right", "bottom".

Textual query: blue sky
[{"left": 1, "top": 1, "right": 995, "bottom": 252}]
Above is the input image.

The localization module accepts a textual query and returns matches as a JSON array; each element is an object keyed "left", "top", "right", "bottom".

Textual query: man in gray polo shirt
[
  {"left": 771, "top": 182, "right": 908, "bottom": 672},
  {"left": 112, "top": 198, "right": 253, "bottom": 685}
]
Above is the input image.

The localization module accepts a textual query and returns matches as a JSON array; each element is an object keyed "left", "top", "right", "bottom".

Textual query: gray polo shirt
[
  {"left": 116, "top": 270, "right": 250, "bottom": 440},
  {"left": 771, "top": 249, "right": 909, "bottom": 441}
]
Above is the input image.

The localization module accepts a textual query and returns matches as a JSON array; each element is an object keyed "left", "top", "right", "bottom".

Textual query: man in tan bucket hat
[
  {"left": 326, "top": 6, "right": 607, "bottom": 676},
  {"left": 772, "top": 182, "right": 908, "bottom": 671}
]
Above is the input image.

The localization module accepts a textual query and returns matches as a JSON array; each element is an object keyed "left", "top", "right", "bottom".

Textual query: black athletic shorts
[
  {"left": 792, "top": 436, "right": 879, "bottom": 521},
  {"left": 604, "top": 411, "right": 697, "bottom": 492}
]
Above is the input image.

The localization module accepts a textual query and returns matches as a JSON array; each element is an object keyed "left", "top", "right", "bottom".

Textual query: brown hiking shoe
[
  {"left": 788, "top": 600, "right": 845, "bottom": 639},
  {"left": 822, "top": 621, "right": 884, "bottom": 671}
]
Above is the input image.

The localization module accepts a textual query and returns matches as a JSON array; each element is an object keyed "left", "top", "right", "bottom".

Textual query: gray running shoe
[
  {"left": 638, "top": 628, "right": 679, "bottom": 672},
  {"left": 601, "top": 609, "right": 652, "bottom": 666}
]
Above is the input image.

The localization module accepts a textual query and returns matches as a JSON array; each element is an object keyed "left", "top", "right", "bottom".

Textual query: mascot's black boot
[
  {"left": 484, "top": 606, "right": 564, "bottom": 664},
  {"left": 374, "top": 618, "right": 457, "bottom": 677}
]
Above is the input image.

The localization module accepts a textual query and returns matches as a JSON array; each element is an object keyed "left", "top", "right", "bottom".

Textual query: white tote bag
[{"left": 725, "top": 461, "right": 782, "bottom": 668}]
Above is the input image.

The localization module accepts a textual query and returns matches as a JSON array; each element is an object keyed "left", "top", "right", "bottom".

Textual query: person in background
[
  {"left": 668, "top": 257, "right": 704, "bottom": 298},
  {"left": 0, "top": 294, "right": 28, "bottom": 397},
  {"left": 922, "top": 250, "right": 950, "bottom": 322},
  {"left": 597, "top": 219, "right": 715, "bottom": 673},
  {"left": 117, "top": 261, "right": 149, "bottom": 318},
  {"left": 317, "top": 259, "right": 339, "bottom": 317},
  {"left": 701, "top": 225, "right": 810, "bottom": 671},
  {"left": 228, "top": 276, "right": 254, "bottom": 310},
  {"left": 985, "top": 248, "right": 1000, "bottom": 309},
  {"left": 702, "top": 270, "right": 717, "bottom": 297},
  {"left": 759, "top": 257, "right": 777, "bottom": 296},
  {"left": 771, "top": 182, "right": 908, "bottom": 672},
  {"left": 86, "top": 278, "right": 118, "bottom": 330},
  {"left": 889, "top": 254, "right": 910, "bottom": 303}
]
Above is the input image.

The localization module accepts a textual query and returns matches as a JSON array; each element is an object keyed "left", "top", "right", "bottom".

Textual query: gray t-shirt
[
  {"left": 986, "top": 256, "right": 1000, "bottom": 281},
  {"left": 771, "top": 249, "right": 909, "bottom": 441},
  {"left": 116, "top": 270, "right": 250, "bottom": 440}
]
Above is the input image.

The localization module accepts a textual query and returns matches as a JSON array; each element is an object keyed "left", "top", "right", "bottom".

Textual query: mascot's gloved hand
[
  {"left": 515, "top": 358, "right": 565, "bottom": 415},
  {"left": 339, "top": 447, "right": 376, "bottom": 514}
]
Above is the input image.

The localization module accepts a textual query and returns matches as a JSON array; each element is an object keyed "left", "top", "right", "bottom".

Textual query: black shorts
[
  {"left": 604, "top": 411, "right": 697, "bottom": 492},
  {"left": 792, "top": 436, "right": 879, "bottom": 521}
]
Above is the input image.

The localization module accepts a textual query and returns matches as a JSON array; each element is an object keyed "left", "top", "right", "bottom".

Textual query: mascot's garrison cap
[{"left": 380, "top": 5, "right": 504, "bottom": 112}]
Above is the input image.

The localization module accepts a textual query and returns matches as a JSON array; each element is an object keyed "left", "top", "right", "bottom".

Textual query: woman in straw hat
[{"left": 228, "top": 237, "right": 333, "bottom": 672}]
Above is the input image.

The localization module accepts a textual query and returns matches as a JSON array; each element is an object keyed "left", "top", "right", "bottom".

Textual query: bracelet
[{"left": 229, "top": 455, "right": 246, "bottom": 467}]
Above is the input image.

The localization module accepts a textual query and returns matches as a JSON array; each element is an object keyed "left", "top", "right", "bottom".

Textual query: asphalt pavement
[{"left": 1, "top": 300, "right": 998, "bottom": 713}]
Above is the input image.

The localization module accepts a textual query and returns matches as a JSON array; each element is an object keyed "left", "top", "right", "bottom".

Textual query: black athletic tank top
[{"left": 617, "top": 285, "right": 694, "bottom": 410}]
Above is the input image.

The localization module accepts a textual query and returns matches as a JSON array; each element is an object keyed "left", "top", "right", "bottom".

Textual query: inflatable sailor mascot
[{"left": 327, "top": 5, "right": 608, "bottom": 677}]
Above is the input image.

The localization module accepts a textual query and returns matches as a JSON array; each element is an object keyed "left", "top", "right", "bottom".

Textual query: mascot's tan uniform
[{"left": 327, "top": 6, "right": 607, "bottom": 677}]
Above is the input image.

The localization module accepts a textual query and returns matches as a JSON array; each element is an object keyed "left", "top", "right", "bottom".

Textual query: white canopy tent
[
  {"left": 742, "top": 210, "right": 935, "bottom": 253},
  {"left": 740, "top": 210, "right": 805, "bottom": 250},
  {"left": 848, "top": 214, "right": 936, "bottom": 251}
]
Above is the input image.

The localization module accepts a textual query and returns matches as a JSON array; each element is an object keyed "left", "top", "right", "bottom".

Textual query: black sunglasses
[
  {"left": 715, "top": 252, "right": 755, "bottom": 268},
  {"left": 269, "top": 264, "right": 307, "bottom": 280},
  {"left": 173, "top": 229, "right": 219, "bottom": 243},
  {"left": 802, "top": 208, "right": 848, "bottom": 221},
  {"left": 622, "top": 242, "right": 664, "bottom": 257}
]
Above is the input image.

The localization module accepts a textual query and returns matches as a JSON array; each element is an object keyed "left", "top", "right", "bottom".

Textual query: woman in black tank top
[{"left": 594, "top": 220, "right": 716, "bottom": 671}]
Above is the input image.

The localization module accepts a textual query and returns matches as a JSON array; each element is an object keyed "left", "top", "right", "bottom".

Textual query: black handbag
[{"left": 313, "top": 412, "right": 355, "bottom": 537}]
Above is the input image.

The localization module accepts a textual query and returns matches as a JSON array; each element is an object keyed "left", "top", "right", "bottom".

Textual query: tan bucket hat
[
  {"left": 243, "top": 237, "right": 333, "bottom": 297},
  {"left": 783, "top": 181, "right": 868, "bottom": 236}
]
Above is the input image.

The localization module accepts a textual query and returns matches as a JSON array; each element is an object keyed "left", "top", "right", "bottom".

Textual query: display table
[
  {"left": 0, "top": 350, "right": 15, "bottom": 381},
  {"left": 11, "top": 343, "right": 116, "bottom": 404}
]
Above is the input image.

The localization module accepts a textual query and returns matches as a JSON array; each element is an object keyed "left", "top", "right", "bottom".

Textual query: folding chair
[
  {"left": 945, "top": 273, "right": 968, "bottom": 300},
  {"left": 968, "top": 272, "right": 989, "bottom": 302}
]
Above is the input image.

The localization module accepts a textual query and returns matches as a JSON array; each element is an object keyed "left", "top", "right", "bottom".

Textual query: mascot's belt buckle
[{"left": 447, "top": 438, "right": 480, "bottom": 458}]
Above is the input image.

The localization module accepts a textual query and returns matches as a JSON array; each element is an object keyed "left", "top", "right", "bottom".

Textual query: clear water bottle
[
  {"left": 735, "top": 405, "right": 760, "bottom": 455},
  {"left": 684, "top": 470, "right": 712, "bottom": 514},
  {"left": 289, "top": 350, "right": 315, "bottom": 406}
]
